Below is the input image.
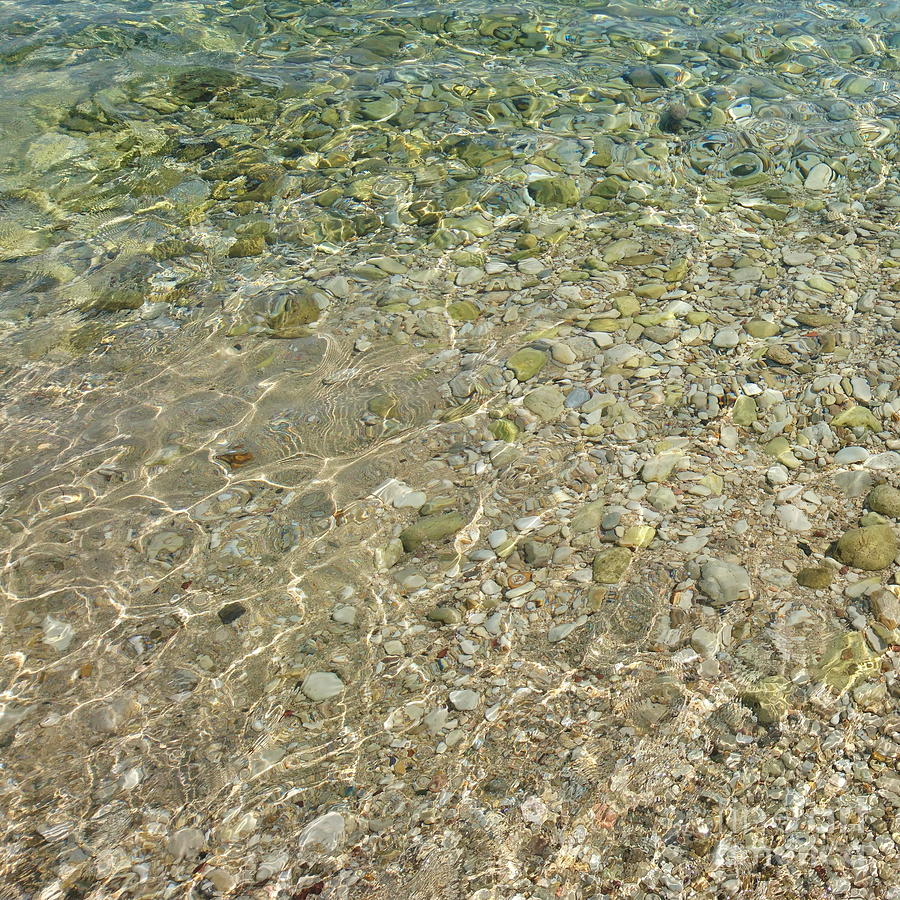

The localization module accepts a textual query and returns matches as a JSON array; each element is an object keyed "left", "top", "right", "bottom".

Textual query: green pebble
[
  {"left": 570, "top": 500, "right": 605, "bottom": 535},
  {"left": 426, "top": 606, "right": 463, "bottom": 625},
  {"left": 587, "top": 318, "right": 625, "bottom": 332},
  {"left": 507, "top": 348, "right": 547, "bottom": 381},
  {"left": 835, "top": 524, "right": 898, "bottom": 571},
  {"left": 400, "top": 513, "right": 466, "bottom": 553},
  {"left": 592, "top": 547, "right": 633, "bottom": 584},
  {"left": 523, "top": 385, "right": 564, "bottom": 421},
  {"left": 228, "top": 236, "right": 265, "bottom": 258},
  {"left": 795, "top": 312, "right": 835, "bottom": 327},
  {"left": 815, "top": 632, "right": 879, "bottom": 693},
  {"left": 665, "top": 258, "right": 689, "bottom": 282},
  {"left": 867, "top": 484, "right": 900, "bottom": 518},
  {"left": 732, "top": 396, "right": 758, "bottom": 425},
  {"left": 613, "top": 295, "right": 641, "bottom": 316},
  {"left": 448, "top": 300, "right": 480, "bottom": 322},
  {"left": 744, "top": 319, "right": 780, "bottom": 338},
  {"left": 489, "top": 419, "right": 519, "bottom": 442},
  {"left": 419, "top": 497, "right": 455, "bottom": 516},
  {"left": 832, "top": 406, "right": 881, "bottom": 431},
  {"left": 740, "top": 676, "right": 791, "bottom": 724},
  {"left": 620, "top": 525, "right": 655, "bottom": 548},
  {"left": 796, "top": 566, "right": 834, "bottom": 589},
  {"left": 368, "top": 394, "right": 398, "bottom": 417},
  {"left": 528, "top": 176, "right": 580, "bottom": 208}
]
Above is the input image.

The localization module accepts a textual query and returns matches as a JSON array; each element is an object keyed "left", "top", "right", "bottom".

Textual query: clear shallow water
[{"left": 1, "top": 1, "right": 899, "bottom": 897}]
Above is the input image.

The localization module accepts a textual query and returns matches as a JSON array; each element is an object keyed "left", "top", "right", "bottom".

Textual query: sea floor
[{"left": 0, "top": 1, "right": 899, "bottom": 898}]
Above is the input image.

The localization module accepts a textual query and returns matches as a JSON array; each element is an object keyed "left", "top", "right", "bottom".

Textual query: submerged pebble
[{"left": 2, "top": 0, "right": 900, "bottom": 896}]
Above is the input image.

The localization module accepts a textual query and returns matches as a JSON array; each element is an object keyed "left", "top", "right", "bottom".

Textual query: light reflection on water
[{"left": 0, "top": 0, "right": 898, "bottom": 896}]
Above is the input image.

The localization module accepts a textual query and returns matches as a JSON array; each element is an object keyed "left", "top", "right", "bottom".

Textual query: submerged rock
[
  {"left": 834, "top": 524, "right": 897, "bottom": 570},
  {"left": 699, "top": 560, "right": 752, "bottom": 604},
  {"left": 866, "top": 484, "right": 900, "bottom": 518},
  {"left": 400, "top": 513, "right": 466, "bottom": 552},
  {"left": 528, "top": 176, "right": 580, "bottom": 207}
]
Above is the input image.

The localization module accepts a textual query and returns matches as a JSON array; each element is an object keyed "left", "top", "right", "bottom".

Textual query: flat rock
[
  {"left": 528, "top": 176, "right": 580, "bottom": 207},
  {"left": 301, "top": 672, "right": 345, "bottom": 702},
  {"left": 796, "top": 566, "right": 834, "bottom": 589},
  {"left": 507, "top": 347, "right": 547, "bottom": 381},
  {"left": 449, "top": 689, "right": 479, "bottom": 711},
  {"left": 298, "top": 812, "right": 345, "bottom": 852},
  {"left": 699, "top": 559, "right": 752, "bottom": 604},
  {"left": 523, "top": 385, "right": 564, "bottom": 421},
  {"left": 870, "top": 588, "right": 900, "bottom": 629},
  {"left": 833, "top": 470, "right": 874, "bottom": 497},
  {"left": 400, "top": 513, "right": 466, "bottom": 552},
  {"left": 592, "top": 547, "right": 632, "bottom": 584},
  {"left": 776, "top": 504, "right": 812, "bottom": 532}
]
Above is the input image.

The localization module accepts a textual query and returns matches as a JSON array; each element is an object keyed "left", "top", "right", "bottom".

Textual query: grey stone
[
  {"left": 400, "top": 513, "right": 465, "bottom": 552},
  {"left": 699, "top": 560, "right": 752, "bottom": 604},
  {"left": 168, "top": 828, "right": 206, "bottom": 861},
  {"left": 565, "top": 387, "right": 590, "bottom": 408},
  {"left": 301, "top": 672, "right": 345, "bottom": 701},
  {"left": 548, "top": 622, "right": 578, "bottom": 642},
  {"left": 523, "top": 385, "right": 565, "bottom": 421},
  {"left": 833, "top": 471, "right": 874, "bottom": 498},
  {"left": 523, "top": 540, "right": 551, "bottom": 566},
  {"left": 449, "top": 689, "right": 479, "bottom": 710},
  {"left": 298, "top": 812, "right": 345, "bottom": 852},
  {"left": 570, "top": 499, "right": 605, "bottom": 534}
]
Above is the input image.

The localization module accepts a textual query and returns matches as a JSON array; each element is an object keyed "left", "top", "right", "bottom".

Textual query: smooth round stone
[
  {"left": 712, "top": 328, "right": 740, "bottom": 348},
  {"left": 394, "top": 490, "right": 426, "bottom": 509},
  {"left": 449, "top": 689, "right": 479, "bottom": 711},
  {"left": 805, "top": 163, "right": 835, "bottom": 191},
  {"left": 835, "top": 525, "right": 898, "bottom": 571},
  {"left": 298, "top": 812, "right": 345, "bottom": 852},
  {"left": 565, "top": 386, "right": 590, "bottom": 409},
  {"left": 514, "top": 515, "right": 542, "bottom": 532},
  {"left": 864, "top": 452, "right": 900, "bottom": 471},
  {"left": 867, "top": 484, "right": 900, "bottom": 518},
  {"left": 507, "top": 347, "right": 547, "bottom": 381},
  {"left": 301, "top": 672, "right": 345, "bottom": 702},
  {"left": 744, "top": 319, "right": 780, "bottom": 338},
  {"left": 592, "top": 547, "right": 632, "bottom": 584},
  {"left": 834, "top": 447, "right": 871, "bottom": 465},
  {"left": 528, "top": 176, "right": 580, "bottom": 207},
  {"left": 332, "top": 606, "right": 357, "bottom": 625},
  {"left": 548, "top": 622, "right": 578, "bottom": 643},
  {"left": 776, "top": 504, "right": 812, "bottom": 532},
  {"left": 523, "top": 385, "right": 564, "bottom": 421},
  {"left": 552, "top": 343, "right": 577, "bottom": 364},
  {"left": 397, "top": 573, "right": 427, "bottom": 590},
  {"left": 690, "top": 627, "right": 718, "bottom": 657},
  {"left": 488, "top": 530, "right": 509, "bottom": 549},
  {"left": 699, "top": 559, "right": 752, "bottom": 604},
  {"left": 766, "top": 465, "right": 790, "bottom": 485},
  {"left": 427, "top": 606, "right": 463, "bottom": 625},
  {"left": 719, "top": 426, "right": 739, "bottom": 449}
]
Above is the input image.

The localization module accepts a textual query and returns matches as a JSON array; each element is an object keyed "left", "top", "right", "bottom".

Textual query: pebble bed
[{"left": 0, "top": 0, "right": 898, "bottom": 898}]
